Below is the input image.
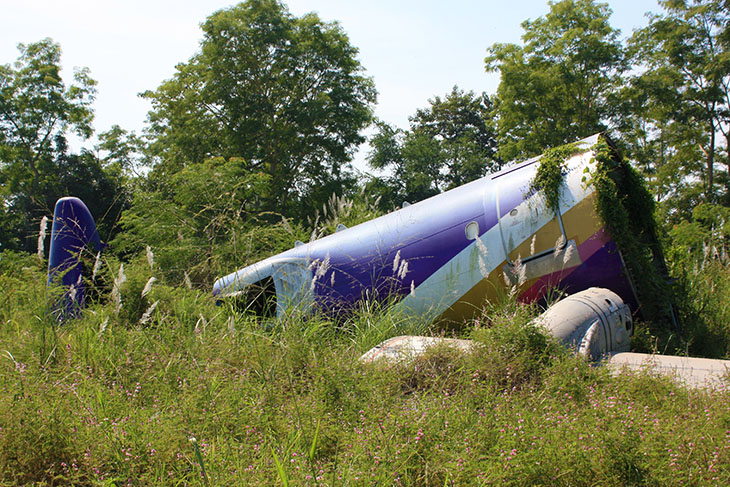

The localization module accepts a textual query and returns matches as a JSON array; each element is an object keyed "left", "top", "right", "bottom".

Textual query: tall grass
[{"left": 2, "top": 248, "right": 730, "bottom": 485}]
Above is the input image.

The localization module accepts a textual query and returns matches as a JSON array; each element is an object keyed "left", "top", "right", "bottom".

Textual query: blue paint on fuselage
[{"left": 214, "top": 171, "right": 507, "bottom": 309}]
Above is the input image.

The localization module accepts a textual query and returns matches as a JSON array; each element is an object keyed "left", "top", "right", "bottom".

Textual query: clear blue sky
[{"left": 1, "top": 0, "right": 663, "bottom": 166}]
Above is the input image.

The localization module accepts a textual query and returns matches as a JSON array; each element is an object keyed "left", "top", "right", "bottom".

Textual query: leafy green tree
[
  {"left": 115, "top": 157, "right": 300, "bottom": 284},
  {"left": 367, "top": 87, "right": 501, "bottom": 209},
  {"left": 142, "top": 0, "right": 376, "bottom": 216},
  {"left": 626, "top": 0, "right": 730, "bottom": 207},
  {"left": 485, "top": 0, "right": 627, "bottom": 162},
  {"left": 97, "top": 124, "right": 145, "bottom": 176},
  {"left": 0, "top": 39, "right": 126, "bottom": 251}
]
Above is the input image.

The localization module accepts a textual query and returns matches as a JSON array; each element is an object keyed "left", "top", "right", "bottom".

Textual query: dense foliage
[
  {"left": 485, "top": 0, "right": 627, "bottom": 162},
  {"left": 366, "top": 87, "right": 501, "bottom": 209},
  {"left": 0, "top": 39, "right": 127, "bottom": 251},
  {"left": 142, "top": 0, "right": 376, "bottom": 218},
  {"left": 2, "top": 255, "right": 730, "bottom": 485}
]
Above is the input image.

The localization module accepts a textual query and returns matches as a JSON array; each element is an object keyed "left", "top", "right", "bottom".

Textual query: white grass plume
[
  {"left": 503, "top": 270, "right": 512, "bottom": 287},
  {"left": 37, "top": 216, "right": 48, "bottom": 261},
  {"left": 530, "top": 234, "right": 537, "bottom": 256},
  {"left": 319, "top": 253, "right": 331, "bottom": 278},
  {"left": 553, "top": 234, "right": 566, "bottom": 258},
  {"left": 68, "top": 283, "right": 77, "bottom": 304},
  {"left": 392, "top": 250, "right": 401, "bottom": 274},
  {"left": 91, "top": 252, "right": 101, "bottom": 281},
  {"left": 111, "top": 263, "right": 127, "bottom": 313},
  {"left": 397, "top": 259, "right": 409, "bottom": 280},
  {"left": 514, "top": 257, "right": 527, "bottom": 287},
  {"left": 475, "top": 237, "right": 488, "bottom": 258},
  {"left": 98, "top": 317, "right": 109, "bottom": 337},
  {"left": 139, "top": 300, "right": 159, "bottom": 325},
  {"left": 562, "top": 241, "right": 575, "bottom": 266},
  {"left": 141, "top": 277, "right": 156, "bottom": 298},
  {"left": 227, "top": 315, "right": 236, "bottom": 336},
  {"left": 146, "top": 245, "right": 155, "bottom": 270},
  {"left": 184, "top": 272, "right": 193, "bottom": 290}
]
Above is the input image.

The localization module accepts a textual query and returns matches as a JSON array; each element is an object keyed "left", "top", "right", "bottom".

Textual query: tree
[
  {"left": 485, "top": 0, "right": 627, "bottom": 161},
  {"left": 626, "top": 0, "right": 730, "bottom": 206},
  {"left": 115, "top": 157, "right": 296, "bottom": 284},
  {"left": 366, "top": 87, "right": 501, "bottom": 209},
  {"left": 0, "top": 39, "right": 111, "bottom": 251},
  {"left": 142, "top": 0, "right": 376, "bottom": 216},
  {"left": 97, "top": 124, "right": 145, "bottom": 176}
]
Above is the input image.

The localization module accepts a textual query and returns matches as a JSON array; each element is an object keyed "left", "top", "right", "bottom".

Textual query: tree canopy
[
  {"left": 625, "top": 0, "right": 730, "bottom": 209},
  {"left": 142, "top": 0, "right": 376, "bottom": 216},
  {"left": 485, "top": 0, "right": 627, "bottom": 162},
  {"left": 0, "top": 39, "right": 125, "bottom": 251},
  {"left": 367, "top": 87, "right": 501, "bottom": 209}
]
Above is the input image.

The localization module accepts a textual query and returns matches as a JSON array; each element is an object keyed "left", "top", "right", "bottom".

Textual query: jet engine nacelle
[
  {"left": 360, "top": 287, "right": 632, "bottom": 364},
  {"left": 537, "top": 287, "right": 632, "bottom": 361}
]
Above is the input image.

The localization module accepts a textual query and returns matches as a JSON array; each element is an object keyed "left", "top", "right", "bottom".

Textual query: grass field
[{"left": 1, "top": 251, "right": 730, "bottom": 486}]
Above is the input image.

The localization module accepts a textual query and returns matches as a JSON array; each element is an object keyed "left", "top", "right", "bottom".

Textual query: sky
[{"left": 1, "top": 0, "right": 664, "bottom": 169}]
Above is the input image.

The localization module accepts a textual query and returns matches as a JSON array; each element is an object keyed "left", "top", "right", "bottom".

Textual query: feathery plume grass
[
  {"left": 553, "top": 234, "right": 566, "bottom": 258},
  {"left": 320, "top": 253, "right": 331, "bottom": 277},
  {"left": 146, "top": 245, "right": 155, "bottom": 270},
  {"left": 111, "top": 263, "right": 127, "bottom": 314},
  {"left": 97, "top": 317, "right": 109, "bottom": 337},
  {"left": 503, "top": 270, "right": 512, "bottom": 287},
  {"left": 141, "top": 277, "right": 156, "bottom": 298},
  {"left": 475, "top": 237, "right": 488, "bottom": 257},
  {"left": 514, "top": 257, "right": 527, "bottom": 287},
  {"left": 410, "top": 280, "right": 416, "bottom": 296},
  {"left": 309, "top": 214, "right": 320, "bottom": 242},
  {"left": 530, "top": 234, "right": 537, "bottom": 256},
  {"left": 184, "top": 272, "right": 193, "bottom": 290},
  {"left": 139, "top": 301, "right": 159, "bottom": 325},
  {"left": 392, "top": 250, "right": 401, "bottom": 274},
  {"left": 91, "top": 252, "right": 101, "bottom": 281},
  {"left": 227, "top": 315, "right": 236, "bottom": 336},
  {"left": 68, "top": 283, "right": 77, "bottom": 304},
  {"left": 562, "top": 241, "right": 575, "bottom": 266},
  {"left": 397, "top": 259, "right": 409, "bottom": 280},
  {"left": 37, "top": 216, "right": 48, "bottom": 261},
  {"left": 310, "top": 254, "right": 332, "bottom": 291}
]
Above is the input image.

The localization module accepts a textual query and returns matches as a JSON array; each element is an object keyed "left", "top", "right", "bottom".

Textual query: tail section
[{"left": 47, "top": 197, "right": 104, "bottom": 320}]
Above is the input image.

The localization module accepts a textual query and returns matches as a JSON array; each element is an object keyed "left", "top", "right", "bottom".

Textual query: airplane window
[{"left": 465, "top": 221, "right": 479, "bottom": 240}]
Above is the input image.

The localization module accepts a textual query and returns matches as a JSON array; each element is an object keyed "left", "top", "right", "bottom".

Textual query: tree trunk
[{"left": 707, "top": 124, "right": 715, "bottom": 203}]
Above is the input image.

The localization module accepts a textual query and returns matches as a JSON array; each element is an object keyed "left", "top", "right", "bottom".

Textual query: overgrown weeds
[{"left": 2, "top": 247, "right": 730, "bottom": 485}]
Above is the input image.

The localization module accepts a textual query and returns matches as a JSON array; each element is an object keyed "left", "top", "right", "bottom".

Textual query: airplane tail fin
[{"left": 47, "top": 197, "right": 104, "bottom": 321}]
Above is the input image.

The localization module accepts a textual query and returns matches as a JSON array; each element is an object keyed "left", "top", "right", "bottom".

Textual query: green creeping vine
[
  {"left": 587, "top": 138, "right": 673, "bottom": 329},
  {"left": 530, "top": 137, "right": 674, "bottom": 331},
  {"left": 529, "top": 143, "right": 583, "bottom": 215}
]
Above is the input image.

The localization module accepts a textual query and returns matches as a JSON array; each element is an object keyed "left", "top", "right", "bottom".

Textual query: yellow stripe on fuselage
[{"left": 436, "top": 193, "right": 605, "bottom": 324}]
